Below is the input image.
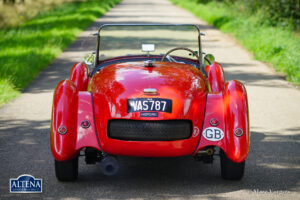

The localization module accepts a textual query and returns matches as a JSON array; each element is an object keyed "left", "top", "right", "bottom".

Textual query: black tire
[
  {"left": 55, "top": 156, "right": 78, "bottom": 181},
  {"left": 220, "top": 150, "right": 245, "bottom": 180}
]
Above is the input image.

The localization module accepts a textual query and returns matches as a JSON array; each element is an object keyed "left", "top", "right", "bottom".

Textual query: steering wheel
[{"left": 161, "top": 47, "right": 200, "bottom": 62}]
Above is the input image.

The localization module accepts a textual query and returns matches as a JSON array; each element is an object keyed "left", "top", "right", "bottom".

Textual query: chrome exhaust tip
[{"left": 100, "top": 156, "right": 119, "bottom": 176}]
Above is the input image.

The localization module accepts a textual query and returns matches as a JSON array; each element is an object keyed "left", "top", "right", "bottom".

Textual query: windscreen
[{"left": 98, "top": 25, "right": 200, "bottom": 60}]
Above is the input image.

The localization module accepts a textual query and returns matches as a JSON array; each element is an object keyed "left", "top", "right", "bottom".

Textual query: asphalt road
[{"left": 0, "top": 0, "right": 300, "bottom": 199}]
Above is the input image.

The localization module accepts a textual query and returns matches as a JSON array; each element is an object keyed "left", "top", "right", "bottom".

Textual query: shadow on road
[
  {"left": 221, "top": 62, "right": 290, "bottom": 88},
  {"left": 0, "top": 117, "right": 299, "bottom": 199}
]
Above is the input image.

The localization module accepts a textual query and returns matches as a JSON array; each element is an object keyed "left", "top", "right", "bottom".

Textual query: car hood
[{"left": 90, "top": 61, "right": 208, "bottom": 119}]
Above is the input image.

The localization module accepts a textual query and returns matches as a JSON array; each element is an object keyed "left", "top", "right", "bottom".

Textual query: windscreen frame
[{"left": 95, "top": 24, "right": 203, "bottom": 68}]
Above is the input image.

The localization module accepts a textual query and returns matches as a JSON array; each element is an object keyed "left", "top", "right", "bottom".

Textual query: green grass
[
  {"left": 170, "top": 0, "right": 300, "bottom": 85},
  {"left": 0, "top": 0, "right": 120, "bottom": 106},
  {"left": 0, "top": 0, "right": 86, "bottom": 29}
]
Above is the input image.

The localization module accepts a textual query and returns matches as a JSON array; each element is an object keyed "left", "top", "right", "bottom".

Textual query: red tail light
[
  {"left": 209, "top": 118, "right": 219, "bottom": 126},
  {"left": 234, "top": 128, "right": 244, "bottom": 137},
  {"left": 81, "top": 120, "right": 90, "bottom": 128},
  {"left": 58, "top": 126, "right": 67, "bottom": 135}
]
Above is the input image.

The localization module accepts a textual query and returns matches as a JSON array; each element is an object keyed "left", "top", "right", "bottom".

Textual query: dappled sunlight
[
  {"left": 0, "top": 118, "right": 50, "bottom": 135},
  {"left": 262, "top": 134, "right": 300, "bottom": 143},
  {"left": 258, "top": 163, "right": 300, "bottom": 170},
  {"left": 18, "top": 138, "right": 38, "bottom": 145}
]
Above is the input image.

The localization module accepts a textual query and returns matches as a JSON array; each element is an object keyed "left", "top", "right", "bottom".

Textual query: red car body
[{"left": 50, "top": 24, "right": 249, "bottom": 181}]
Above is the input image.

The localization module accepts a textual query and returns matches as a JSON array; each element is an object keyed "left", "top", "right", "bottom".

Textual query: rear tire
[
  {"left": 220, "top": 150, "right": 245, "bottom": 180},
  {"left": 55, "top": 156, "right": 78, "bottom": 181}
]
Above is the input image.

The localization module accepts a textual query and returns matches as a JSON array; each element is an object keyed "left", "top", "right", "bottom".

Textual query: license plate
[{"left": 127, "top": 98, "right": 172, "bottom": 113}]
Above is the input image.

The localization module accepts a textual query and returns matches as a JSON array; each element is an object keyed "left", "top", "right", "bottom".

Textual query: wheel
[
  {"left": 55, "top": 156, "right": 78, "bottom": 181},
  {"left": 220, "top": 150, "right": 245, "bottom": 180}
]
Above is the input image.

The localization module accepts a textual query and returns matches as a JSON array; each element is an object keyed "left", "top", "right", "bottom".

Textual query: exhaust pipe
[
  {"left": 100, "top": 156, "right": 119, "bottom": 176},
  {"left": 195, "top": 148, "right": 215, "bottom": 163},
  {"left": 197, "top": 148, "right": 214, "bottom": 156}
]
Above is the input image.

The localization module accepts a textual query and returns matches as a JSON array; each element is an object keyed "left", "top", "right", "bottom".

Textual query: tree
[{"left": 3, "top": 0, "right": 25, "bottom": 4}]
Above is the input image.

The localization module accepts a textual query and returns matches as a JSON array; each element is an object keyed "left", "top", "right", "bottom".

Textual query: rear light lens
[
  {"left": 234, "top": 128, "right": 244, "bottom": 137},
  {"left": 58, "top": 126, "right": 67, "bottom": 135},
  {"left": 209, "top": 118, "right": 219, "bottom": 126},
  {"left": 81, "top": 120, "right": 90, "bottom": 128}
]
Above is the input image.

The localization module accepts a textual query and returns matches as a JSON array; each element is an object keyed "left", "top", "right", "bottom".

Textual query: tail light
[
  {"left": 234, "top": 128, "right": 244, "bottom": 137},
  {"left": 81, "top": 120, "right": 90, "bottom": 128},
  {"left": 209, "top": 118, "right": 219, "bottom": 126}
]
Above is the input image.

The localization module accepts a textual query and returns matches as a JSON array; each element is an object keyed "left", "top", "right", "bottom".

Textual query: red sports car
[{"left": 51, "top": 24, "right": 249, "bottom": 181}]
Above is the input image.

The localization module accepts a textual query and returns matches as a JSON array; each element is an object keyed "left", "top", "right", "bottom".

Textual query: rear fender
[
  {"left": 223, "top": 80, "right": 250, "bottom": 162},
  {"left": 207, "top": 62, "right": 225, "bottom": 93},
  {"left": 70, "top": 62, "right": 89, "bottom": 91},
  {"left": 195, "top": 80, "right": 249, "bottom": 163},
  {"left": 194, "top": 92, "right": 226, "bottom": 154},
  {"left": 75, "top": 92, "right": 101, "bottom": 152},
  {"left": 51, "top": 81, "right": 100, "bottom": 161},
  {"left": 51, "top": 80, "right": 78, "bottom": 161}
]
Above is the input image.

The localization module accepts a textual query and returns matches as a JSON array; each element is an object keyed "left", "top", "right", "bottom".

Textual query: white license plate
[{"left": 127, "top": 98, "right": 172, "bottom": 113}]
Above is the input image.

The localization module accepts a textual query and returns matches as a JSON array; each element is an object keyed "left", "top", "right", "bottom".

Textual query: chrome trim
[{"left": 143, "top": 88, "right": 157, "bottom": 95}]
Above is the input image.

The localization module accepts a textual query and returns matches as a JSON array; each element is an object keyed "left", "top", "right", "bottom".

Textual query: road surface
[{"left": 0, "top": 0, "right": 299, "bottom": 199}]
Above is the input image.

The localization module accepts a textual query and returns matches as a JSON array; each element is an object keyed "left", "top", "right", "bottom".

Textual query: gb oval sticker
[{"left": 203, "top": 127, "right": 224, "bottom": 141}]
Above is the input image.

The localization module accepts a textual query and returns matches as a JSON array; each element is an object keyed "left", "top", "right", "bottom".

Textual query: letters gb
[{"left": 203, "top": 127, "right": 224, "bottom": 141}]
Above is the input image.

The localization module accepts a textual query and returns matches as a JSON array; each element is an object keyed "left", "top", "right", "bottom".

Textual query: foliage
[
  {"left": 197, "top": 0, "right": 300, "bottom": 30},
  {"left": 0, "top": 0, "right": 87, "bottom": 29},
  {"left": 170, "top": 0, "right": 300, "bottom": 85},
  {"left": 0, "top": 0, "right": 120, "bottom": 106}
]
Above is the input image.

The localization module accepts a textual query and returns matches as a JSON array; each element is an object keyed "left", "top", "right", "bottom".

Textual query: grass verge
[
  {"left": 0, "top": 0, "right": 120, "bottom": 106},
  {"left": 0, "top": 0, "right": 85, "bottom": 29},
  {"left": 170, "top": 0, "right": 300, "bottom": 85}
]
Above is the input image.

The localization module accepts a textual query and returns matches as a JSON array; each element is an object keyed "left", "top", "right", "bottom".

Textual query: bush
[
  {"left": 0, "top": 0, "right": 86, "bottom": 28},
  {"left": 171, "top": 0, "right": 300, "bottom": 84},
  {"left": 197, "top": 0, "right": 300, "bottom": 30}
]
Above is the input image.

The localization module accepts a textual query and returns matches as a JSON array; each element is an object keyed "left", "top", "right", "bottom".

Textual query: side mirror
[
  {"left": 204, "top": 54, "right": 215, "bottom": 65},
  {"left": 84, "top": 53, "right": 95, "bottom": 66}
]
